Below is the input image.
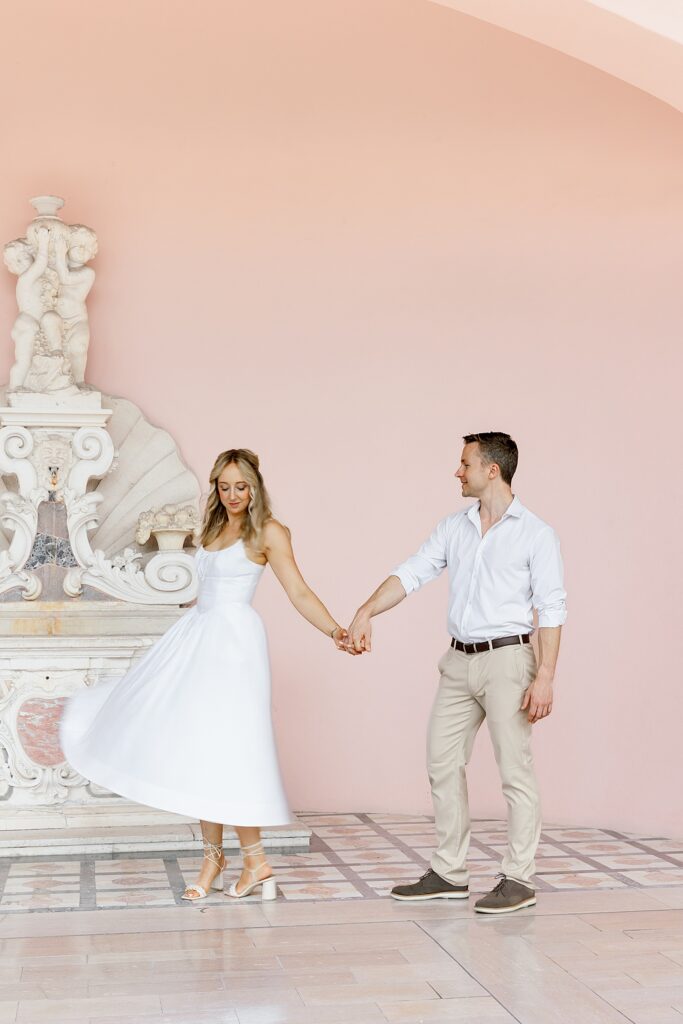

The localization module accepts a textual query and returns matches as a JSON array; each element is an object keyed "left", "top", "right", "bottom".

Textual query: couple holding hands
[{"left": 61, "top": 431, "right": 566, "bottom": 914}]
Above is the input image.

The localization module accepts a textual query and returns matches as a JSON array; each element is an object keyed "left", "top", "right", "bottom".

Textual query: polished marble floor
[{"left": 1, "top": 814, "right": 683, "bottom": 1023}]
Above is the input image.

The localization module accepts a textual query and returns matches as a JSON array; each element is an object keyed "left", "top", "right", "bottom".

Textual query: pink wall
[{"left": 1, "top": 0, "right": 681, "bottom": 836}]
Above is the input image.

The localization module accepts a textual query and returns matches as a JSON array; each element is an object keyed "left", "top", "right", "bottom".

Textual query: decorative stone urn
[{"left": 135, "top": 503, "right": 201, "bottom": 551}]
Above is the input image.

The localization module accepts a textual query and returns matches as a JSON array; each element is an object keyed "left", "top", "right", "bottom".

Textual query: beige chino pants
[{"left": 428, "top": 643, "right": 540, "bottom": 887}]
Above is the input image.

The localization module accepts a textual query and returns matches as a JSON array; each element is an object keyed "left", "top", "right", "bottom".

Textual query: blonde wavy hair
[{"left": 199, "top": 449, "right": 273, "bottom": 553}]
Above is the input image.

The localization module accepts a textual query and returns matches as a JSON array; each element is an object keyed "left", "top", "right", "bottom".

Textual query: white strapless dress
[{"left": 60, "top": 541, "right": 291, "bottom": 826}]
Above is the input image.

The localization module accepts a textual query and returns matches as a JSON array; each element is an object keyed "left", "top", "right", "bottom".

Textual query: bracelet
[{"left": 330, "top": 625, "right": 338, "bottom": 638}]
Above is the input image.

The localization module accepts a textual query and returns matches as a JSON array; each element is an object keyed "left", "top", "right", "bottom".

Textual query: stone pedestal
[
  {"left": 0, "top": 604, "right": 311, "bottom": 854},
  {"left": 0, "top": 603, "right": 184, "bottom": 809}
]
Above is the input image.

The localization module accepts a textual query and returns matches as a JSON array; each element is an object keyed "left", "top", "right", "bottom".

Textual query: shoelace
[{"left": 490, "top": 873, "right": 508, "bottom": 896}]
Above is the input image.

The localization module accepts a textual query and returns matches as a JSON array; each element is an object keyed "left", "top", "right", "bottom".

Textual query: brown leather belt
[{"left": 451, "top": 634, "right": 531, "bottom": 655}]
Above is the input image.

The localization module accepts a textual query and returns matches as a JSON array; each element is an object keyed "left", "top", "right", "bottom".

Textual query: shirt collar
[
  {"left": 466, "top": 503, "right": 480, "bottom": 525},
  {"left": 505, "top": 495, "right": 524, "bottom": 518},
  {"left": 466, "top": 495, "right": 524, "bottom": 524}
]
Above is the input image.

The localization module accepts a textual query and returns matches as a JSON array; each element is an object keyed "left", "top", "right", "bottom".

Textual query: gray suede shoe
[
  {"left": 391, "top": 868, "right": 469, "bottom": 901},
  {"left": 474, "top": 874, "right": 536, "bottom": 914}
]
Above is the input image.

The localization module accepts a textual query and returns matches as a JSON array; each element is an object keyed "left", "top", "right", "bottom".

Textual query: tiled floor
[
  {"left": 1, "top": 815, "right": 683, "bottom": 1023},
  {"left": 2, "top": 814, "right": 683, "bottom": 913}
]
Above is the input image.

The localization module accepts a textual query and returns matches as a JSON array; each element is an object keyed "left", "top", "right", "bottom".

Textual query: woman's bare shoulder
[{"left": 262, "top": 518, "right": 291, "bottom": 545}]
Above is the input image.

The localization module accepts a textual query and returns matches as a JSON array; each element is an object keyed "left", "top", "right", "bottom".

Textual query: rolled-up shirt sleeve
[
  {"left": 391, "top": 517, "right": 449, "bottom": 596},
  {"left": 530, "top": 526, "right": 567, "bottom": 627}
]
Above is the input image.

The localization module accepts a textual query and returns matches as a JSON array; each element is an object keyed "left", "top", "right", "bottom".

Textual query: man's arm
[
  {"left": 523, "top": 526, "right": 567, "bottom": 723},
  {"left": 522, "top": 626, "right": 561, "bottom": 723},
  {"left": 537, "top": 626, "right": 561, "bottom": 679},
  {"left": 346, "top": 575, "right": 407, "bottom": 653},
  {"left": 346, "top": 517, "right": 450, "bottom": 653}
]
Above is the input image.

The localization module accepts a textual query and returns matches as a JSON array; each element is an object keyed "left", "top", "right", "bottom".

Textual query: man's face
[{"left": 455, "top": 443, "right": 492, "bottom": 498}]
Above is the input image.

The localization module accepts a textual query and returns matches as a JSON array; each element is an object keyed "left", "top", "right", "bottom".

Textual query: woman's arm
[{"left": 263, "top": 520, "right": 348, "bottom": 649}]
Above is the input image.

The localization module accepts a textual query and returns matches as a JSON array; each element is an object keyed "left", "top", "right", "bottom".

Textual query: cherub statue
[
  {"left": 3, "top": 225, "right": 52, "bottom": 322},
  {"left": 4, "top": 206, "right": 98, "bottom": 394},
  {"left": 54, "top": 226, "right": 97, "bottom": 385},
  {"left": 3, "top": 226, "right": 54, "bottom": 389},
  {"left": 8, "top": 314, "right": 40, "bottom": 390},
  {"left": 23, "top": 311, "right": 78, "bottom": 394}
]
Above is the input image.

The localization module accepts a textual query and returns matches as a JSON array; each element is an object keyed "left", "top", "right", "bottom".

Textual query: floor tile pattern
[{"left": 1, "top": 814, "right": 682, "bottom": 914}]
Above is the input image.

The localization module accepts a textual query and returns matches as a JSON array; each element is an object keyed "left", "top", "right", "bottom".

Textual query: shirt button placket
[{"left": 463, "top": 538, "right": 485, "bottom": 636}]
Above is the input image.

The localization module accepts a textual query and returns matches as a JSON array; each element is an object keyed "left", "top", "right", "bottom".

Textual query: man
[{"left": 346, "top": 433, "right": 566, "bottom": 914}]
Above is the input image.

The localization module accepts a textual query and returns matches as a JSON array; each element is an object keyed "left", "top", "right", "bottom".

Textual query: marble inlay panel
[
  {"left": 94, "top": 859, "right": 167, "bottom": 874},
  {"left": 279, "top": 882, "right": 364, "bottom": 901},
  {"left": 538, "top": 872, "right": 628, "bottom": 889},
  {"left": 16, "top": 698, "right": 67, "bottom": 767},
  {"left": 96, "top": 891, "right": 177, "bottom": 908},
  {"left": 620, "top": 869, "right": 683, "bottom": 886},
  {"left": 4, "top": 876, "right": 81, "bottom": 894},
  {"left": 25, "top": 531, "right": 76, "bottom": 569},
  {"left": 55, "top": 538, "right": 78, "bottom": 567},
  {"left": 25, "top": 533, "right": 56, "bottom": 570},
  {"left": 96, "top": 872, "right": 170, "bottom": 890}
]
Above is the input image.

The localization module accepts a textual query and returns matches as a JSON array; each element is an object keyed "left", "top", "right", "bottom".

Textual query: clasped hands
[{"left": 331, "top": 612, "right": 371, "bottom": 656}]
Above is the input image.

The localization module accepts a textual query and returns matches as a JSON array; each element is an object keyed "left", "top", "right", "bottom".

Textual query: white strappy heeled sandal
[
  {"left": 227, "top": 840, "right": 277, "bottom": 901},
  {"left": 181, "top": 839, "right": 226, "bottom": 901}
]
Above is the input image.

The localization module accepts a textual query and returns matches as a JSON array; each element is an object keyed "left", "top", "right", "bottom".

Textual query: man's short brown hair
[{"left": 463, "top": 432, "right": 518, "bottom": 485}]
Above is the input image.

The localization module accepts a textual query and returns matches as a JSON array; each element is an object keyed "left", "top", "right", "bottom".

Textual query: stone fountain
[{"left": 0, "top": 198, "right": 308, "bottom": 856}]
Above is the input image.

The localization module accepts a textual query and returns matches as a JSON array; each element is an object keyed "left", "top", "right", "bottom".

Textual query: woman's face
[{"left": 217, "top": 463, "right": 251, "bottom": 518}]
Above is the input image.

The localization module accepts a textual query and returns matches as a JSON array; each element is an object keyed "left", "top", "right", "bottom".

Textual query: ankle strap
[
  {"left": 241, "top": 840, "right": 265, "bottom": 855},
  {"left": 202, "top": 839, "right": 224, "bottom": 866}
]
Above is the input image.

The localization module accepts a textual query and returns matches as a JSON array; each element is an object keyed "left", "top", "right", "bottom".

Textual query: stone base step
[{"left": 0, "top": 802, "right": 311, "bottom": 857}]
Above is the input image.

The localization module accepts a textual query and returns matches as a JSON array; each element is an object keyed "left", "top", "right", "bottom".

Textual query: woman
[{"left": 61, "top": 448, "right": 348, "bottom": 901}]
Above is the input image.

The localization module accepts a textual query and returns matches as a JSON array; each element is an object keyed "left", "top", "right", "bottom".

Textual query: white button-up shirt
[{"left": 391, "top": 497, "right": 567, "bottom": 643}]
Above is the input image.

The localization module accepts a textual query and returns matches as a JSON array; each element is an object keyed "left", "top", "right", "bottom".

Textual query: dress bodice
[{"left": 195, "top": 540, "right": 265, "bottom": 608}]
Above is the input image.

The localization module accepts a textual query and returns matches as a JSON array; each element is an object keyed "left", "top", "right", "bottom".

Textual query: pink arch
[{"left": 430, "top": 0, "right": 683, "bottom": 112}]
